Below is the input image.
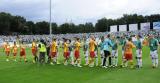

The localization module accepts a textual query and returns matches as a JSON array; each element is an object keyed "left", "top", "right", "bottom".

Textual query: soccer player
[
  {"left": 46, "top": 40, "right": 51, "bottom": 63},
  {"left": 31, "top": 39, "right": 38, "bottom": 63},
  {"left": 63, "top": 38, "right": 70, "bottom": 65},
  {"left": 83, "top": 37, "right": 89, "bottom": 65},
  {"left": 120, "top": 36, "right": 127, "bottom": 66},
  {"left": 12, "top": 42, "right": 18, "bottom": 62},
  {"left": 102, "top": 34, "right": 113, "bottom": 68},
  {"left": 73, "top": 38, "right": 82, "bottom": 67},
  {"left": 5, "top": 42, "right": 10, "bottom": 61},
  {"left": 38, "top": 39, "right": 47, "bottom": 64},
  {"left": 50, "top": 38, "right": 58, "bottom": 65},
  {"left": 99, "top": 36, "right": 104, "bottom": 66},
  {"left": 135, "top": 35, "right": 143, "bottom": 68},
  {"left": 20, "top": 41, "right": 27, "bottom": 62},
  {"left": 111, "top": 36, "right": 118, "bottom": 67},
  {"left": 148, "top": 34, "right": 159, "bottom": 68},
  {"left": 69, "top": 39, "right": 74, "bottom": 65},
  {"left": 122, "top": 38, "right": 135, "bottom": 68},
  {"left": 89, "top": 35, "right": 97, "bottom": 67},
  {"left": 94, "top": 38, "right": 99, "bottom": 66}
]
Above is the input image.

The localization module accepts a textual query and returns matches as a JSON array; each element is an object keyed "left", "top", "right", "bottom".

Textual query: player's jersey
[
  {"left": 64, "top": 42, "right": 69, "bottom": 52},
  {"left": 5, "top": 44, "right": 10, "bottom": 52},
  {"left": 99, "top": 41, "right": 104, "bottom": 51},
  {"left": 135, "top": 39, "right": 142, "bottom": 49},
  {"left": 83, "top": 40, "right": 89, "bottom": 51},
  {"left": 89, "top": 39, "right": 95, "bottom": 52},
  {"left": 51, "top": 41, "right": 57, "bottom": 52},
  {"left": 112, "top": 39, "right": 118, "bottom": 50},
  {"left": 124, "top": 41, "right": 135, "bottom": 54},
  {"left": 75, "top": 41, "right": 81, "bottom": 51},
  {"left": 20, "top": 45, "right": 25, "bottom": 52},
  {"left": 32, "top": 42, "right": 37, "bottom": 50},
  {"left": 13, "top": 45, "right": 18, "bottom": 53},
  {"left": 149, "top": 38, "right": 158, "bottom": 51},
  {"left": 122, "top": 39, "right": 127, "bottom": 51}
]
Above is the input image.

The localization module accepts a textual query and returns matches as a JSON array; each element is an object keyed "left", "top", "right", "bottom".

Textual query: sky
[{"left": 0, "top": 0, "right": 160, "bottom": 25}]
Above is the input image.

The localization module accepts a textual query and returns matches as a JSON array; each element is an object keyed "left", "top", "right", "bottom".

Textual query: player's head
[
  {"left": 14, "top": 42, "right": 16, "bottom": 45},
  {"left": 101, "top": 36, "right": 104, "bottom": 42},
  {"left": 52, "top": 38, "right": 56, "bottom": 41},
  {"left": 90, "top": 35, "right": 95, "bottom": 40},
  {"left": 128, "top": 37, "right": 132, "bottom": 41}
]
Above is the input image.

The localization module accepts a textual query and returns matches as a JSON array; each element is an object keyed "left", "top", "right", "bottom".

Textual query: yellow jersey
[
  {"left": 32, "top": 42, "right": 36, "bottom": 49},
  {"left": 64, "top": 42, "right": 69, "bottom": 52},
  {"left": 89, "top": 39, "right": 95, "bottom": 52},
  {"left": 75, "top": 41, "right": 81, "bottom": 51},
  {"left": 51, "top": 41, "right": 57, "bottom": 52},
  {"left": 13, "top": 45, "right": 18, "bottom": 53},
  {"left": 124, "top": 41, "right": 135, "bottom": 54}
]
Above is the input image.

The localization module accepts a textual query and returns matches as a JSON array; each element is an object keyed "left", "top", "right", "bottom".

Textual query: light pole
[{"left": 49, "top": 0, "right": 52, "bottom": 35}]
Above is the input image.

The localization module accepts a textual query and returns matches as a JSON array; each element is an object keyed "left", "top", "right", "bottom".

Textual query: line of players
[{"left": 2, "top": 34, "right": 159, "bottom": 68}]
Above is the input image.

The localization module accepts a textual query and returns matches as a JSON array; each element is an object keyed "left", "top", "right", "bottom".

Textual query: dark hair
[
  {"left": 128, "top": 37, "right": 132, "bottom": 41},
  {"left": 107, "top": 34, "right": 110, "bottom": 38}
]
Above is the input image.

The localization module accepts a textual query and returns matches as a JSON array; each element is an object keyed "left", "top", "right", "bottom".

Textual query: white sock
[
  {"left": 115, "top": 57, "right": 118, "bottom": 66},
  {"left": 155, "top": 58, "right": 158, "bottom": 67},
  {"left": 111, "top": 57, "right": 115, "bottom": 66},
  {"left": 140, "top": 59, "right": 142, "bottom": 67},
  {"left": 152, "top": 58, "right": 155, "bottom": 66},
  {"left": 96, "top": 57, "right": 98, "bottom": 66},
  {"left": 106, "top": 57, "right": 108, "bottom": 67},
  {"left": 85, "top": 56, "right": 89, "bottom": 64},
  {"left": 101, "top": 57, "right": 104, "bottom": 65}
]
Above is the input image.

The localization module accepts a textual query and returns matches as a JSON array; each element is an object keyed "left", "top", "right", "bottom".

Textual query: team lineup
[{"left": 1, "top": 32, "right": 159, "bottom": 69}]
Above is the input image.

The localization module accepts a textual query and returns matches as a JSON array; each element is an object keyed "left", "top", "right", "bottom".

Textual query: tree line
[{"left": 0, "top": 12, "right": 160, "bottom": 35}]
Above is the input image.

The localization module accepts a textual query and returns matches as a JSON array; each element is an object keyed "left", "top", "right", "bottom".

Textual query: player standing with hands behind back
[{"left": 148, "top": 34, "right": 159, "bottom": 68}]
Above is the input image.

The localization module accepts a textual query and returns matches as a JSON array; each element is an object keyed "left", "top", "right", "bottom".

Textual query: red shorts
[
  {"left": 13, "top": 53, "right": 17, "bottom": 56},
  {"left": 51, "top": 52, "right": 57, "bottom": 58},
  {"left": 74, "top": 50, "right": 80, "bottom": 59},
  {"left": 5, "top": 51, "right": 10, "bottom": 55},
  {"left": 32, "top": 49, "right": 37, "bottom": 55},
  {"left": 124, "top": 53, "right": 132, "bottom": 60},
  {"left": 64, "top": 52, "right": 70, "bottom": 59},
  {"left": 90, "top": 51, "right": 95, "bottom": 58},
  {"left": 20, "top": 51, "right": 26, "bottom": 56}
]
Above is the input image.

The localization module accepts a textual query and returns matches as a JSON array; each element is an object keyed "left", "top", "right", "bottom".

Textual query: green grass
[{"left": 0, "top": 46, "right": 160, "bottom": 83}]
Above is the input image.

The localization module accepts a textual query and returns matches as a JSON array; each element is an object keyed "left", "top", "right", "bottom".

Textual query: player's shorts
[
  {"left": 104, "top": 50, "right": 111, "bottom": 57},
  {"left": 51, "top": 52, "right": 57, "bottom": 58},
  {"left": 20, "top": 51, "right": 26, "bottom": 56},
  {"left": 90, "top": 51, "right": 95, "bottom": 58},
  {"left": 74, "top": 50, "right": 80, "bottom": 59},
  {"left": 150, "top": 50, "right": 158, "bottom": 59},
  {"left": 64, "top": 52, "right": 70, "bottom": 59},
  {"left": 13, "top": 53, "right": 17, "bottom": 56},
  {"left": 124, "top": 53, "right": 132, "bottom": 60},
  {"left": 5, "top": 51, "right": 10, "bottom": 55},
  {"left": 32, "top": 49, "right": 37, "bottom": 55},
  {"left": 136, "top": 49, "right": 142, "bottom": 58},
  {"left": 112, "top": 50, "right": 118, "bottom": 57}
]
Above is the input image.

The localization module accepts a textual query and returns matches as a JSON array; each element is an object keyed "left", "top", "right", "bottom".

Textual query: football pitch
[{"left": 0, "top": 46, "right": 160, "bottom": 83}]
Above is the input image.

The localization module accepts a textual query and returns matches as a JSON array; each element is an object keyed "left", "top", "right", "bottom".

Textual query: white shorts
[
  {"left": 136, "top": 49, "right": 142, "bottom": 58},
  {"left": 112, "top": 50, "right": 118, "bottom": 57},
  {"left": 100, "top": 50, "right": 104, "bottom": 57},
  {"left": 150, "top": 50, "right": 158, "bottom": 59}
]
